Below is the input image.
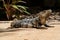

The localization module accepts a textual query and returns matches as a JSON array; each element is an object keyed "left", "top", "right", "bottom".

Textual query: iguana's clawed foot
[
  {"left": 37, "top": 27, "right": 47, "bottom": 29},
  {"left": 44, "top": 24, "right": 54, "bottom": 28},
  {"left": 45, "top": 26, "right": 54, "bottom": 28}
]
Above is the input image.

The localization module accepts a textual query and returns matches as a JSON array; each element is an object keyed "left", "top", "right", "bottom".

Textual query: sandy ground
[{"left": 0, "top": 20, "right": 60, "bottom": 40}]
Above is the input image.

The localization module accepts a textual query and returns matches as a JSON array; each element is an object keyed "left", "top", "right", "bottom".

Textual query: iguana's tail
[{"left": 0, "top": 28, "right": 23, "bottom": 32}]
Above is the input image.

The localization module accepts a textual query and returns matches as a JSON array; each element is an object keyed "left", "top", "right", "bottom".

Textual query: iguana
[
  {"left": 10, "top": 9, "right": 53, "bottom": 29},
  {"left": 0, "top": 9, "right": 54, "bottom": 32}
]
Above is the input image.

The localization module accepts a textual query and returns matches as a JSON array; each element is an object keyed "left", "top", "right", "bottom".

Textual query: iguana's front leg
[
  {"left": 44, "top": 24, "right": 54, "bottom": 27},
  {"left": 37, "top": 23, "right": 47, "bottom": 29}
]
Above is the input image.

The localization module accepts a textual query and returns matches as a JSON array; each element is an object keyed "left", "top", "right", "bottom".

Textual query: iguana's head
[{"left": 39, "top": 9, "right": 52, "bottom": 25}]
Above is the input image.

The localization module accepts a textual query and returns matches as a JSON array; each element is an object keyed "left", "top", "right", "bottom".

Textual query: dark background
[{"left": 0, "top": 0, "right": 60, "bottom": 20}]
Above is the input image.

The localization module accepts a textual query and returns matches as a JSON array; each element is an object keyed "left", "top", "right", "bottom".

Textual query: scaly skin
[
  {"left": 10, "top": 9, "right": 54, "bottom": 29},
  {"left": 0, "top": 9, "right": 54, "bottom": 32}
]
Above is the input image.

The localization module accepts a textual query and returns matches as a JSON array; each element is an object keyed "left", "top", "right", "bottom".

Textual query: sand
[{"left": 0, "top": 20, "right": 60, "bottom": 40}]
